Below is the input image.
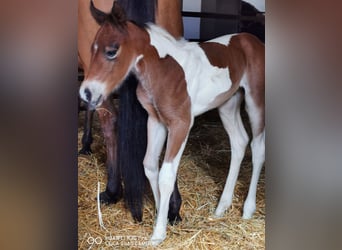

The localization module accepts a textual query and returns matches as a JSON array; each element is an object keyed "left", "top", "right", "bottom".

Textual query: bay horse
[
  {"left": 81, "top": 2, "right": 265, "bottom": 245},
  {"left": 78, "top": 0, "right": 183, "bottom": 222}
]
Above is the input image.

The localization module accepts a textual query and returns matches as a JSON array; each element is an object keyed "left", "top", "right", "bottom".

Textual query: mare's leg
[
  {"left": 242, "top": 88, "right": 265, "bottom": 219},
  {"left": 150, "top": 121, "right": 191, "bottom": 245},
  {"left": 143, "top": 117, "right": 167, "bottom": 211},
  {"left": 79, "top": 104, "right": 94, "bottom": 155},
  {"left": 97, "top": 98, "right": 122, "bottom": 204},
  {"left": 78, "top": 70, "right": 93, "bottom": 155},
  {"left": 215, "top": 91, "right": 249, "bottom": 217}
]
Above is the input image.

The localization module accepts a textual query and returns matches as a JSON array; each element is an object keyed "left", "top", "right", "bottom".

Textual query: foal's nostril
[{"left": 84, "top": 88, "right": 92, "bottom": 102}]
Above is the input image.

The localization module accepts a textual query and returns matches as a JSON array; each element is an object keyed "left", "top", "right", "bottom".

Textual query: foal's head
[{"left": 79, "top": 1, "right": 140, "bottom": 108}]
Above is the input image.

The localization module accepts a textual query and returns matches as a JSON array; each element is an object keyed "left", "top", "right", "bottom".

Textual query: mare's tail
[
  {"left": 116, "top": 0, "right": 154, "bottom": 222},
  {"left": 117, "top": 74, "right": 148, "bottom": 222}
]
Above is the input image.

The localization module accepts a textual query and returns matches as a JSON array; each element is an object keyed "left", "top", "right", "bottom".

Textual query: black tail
[
  {"left": 116, "top": 0, "right": 155, "bottom": 222},
  {"left": 117, "top": 75, "right": 147, "bottom": 222}
]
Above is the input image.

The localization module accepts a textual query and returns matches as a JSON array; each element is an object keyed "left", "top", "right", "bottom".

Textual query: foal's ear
[
  {"left": 90, "top": 0, "right": 107, "bottom": 25},
  {"left": 111, "top": 2, "right": 127, "bottom": 26}
]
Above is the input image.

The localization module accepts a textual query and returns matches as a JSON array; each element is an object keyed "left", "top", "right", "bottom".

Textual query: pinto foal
[{"left": 80, "top": 3, "right": 265, "bottom": 245}]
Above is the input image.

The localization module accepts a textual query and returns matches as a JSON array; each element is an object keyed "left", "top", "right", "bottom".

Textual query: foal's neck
[{"left": 129, "top": 22, "right": 186, "bottom": 94}]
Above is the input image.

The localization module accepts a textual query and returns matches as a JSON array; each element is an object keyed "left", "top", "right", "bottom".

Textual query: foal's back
[{"left": 147, "top": 25, "right": 264, "bottom": 116}]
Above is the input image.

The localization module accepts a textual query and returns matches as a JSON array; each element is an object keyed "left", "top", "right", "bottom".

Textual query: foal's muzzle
[{"left": 79, "top": 80, "right": 105, "bottom": 109}]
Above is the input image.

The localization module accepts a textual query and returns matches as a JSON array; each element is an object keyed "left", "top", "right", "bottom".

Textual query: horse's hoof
[
  {"left": 149, "top": 234, "right": 166, "bottom": 246},
  {"left": 242, "top": 200, "right": 256, "bottom": 219},
  {"left": 213, "top": 206, "right": 227, "bottom": 218},
  {"left": 78, "top": 147, "right": 92, "bottom": 155},
  {"left": 99, "top": 190, "right": 121, "bottom": 204},
  {"left": 208, "top": 214, "right": 223, "bottom": 221},
  {"left": 242, "top": 209, "right": 254, "bottom": 219}
]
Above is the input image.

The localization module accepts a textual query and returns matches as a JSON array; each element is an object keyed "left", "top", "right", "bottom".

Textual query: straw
[{"left": 78, "top": 108, "right": 265, "bottom": 249}]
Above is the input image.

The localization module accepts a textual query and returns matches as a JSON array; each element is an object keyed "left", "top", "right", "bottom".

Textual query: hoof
[
  {"left": 149, "top": 234, "right": 166, "bottom": 246},
  {"left": 213, "top": 208, "right": 225, "bottom": 218},
  {"left": 242, "top": 200, "right": 256, "bottom": 219},
  {"left": 242, "top": 213, "right": 253, "bottom": 219},
  {"left": 78, "top": 147, "right": 92, "bottom": 155},
  {"left": 242, "top": 210, "right": 254, "bottom": 219},
  {"left": 208, "top": 212, "right": 226, "bottom": 222},
  {"left": 99, "top": 190, "right": 122, "bottom": 204}
]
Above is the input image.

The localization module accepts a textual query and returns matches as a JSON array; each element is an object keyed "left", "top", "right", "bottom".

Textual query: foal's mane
[
  {"left": 146, "top": 23, "right": 188, "bottom": 58},
  {"left": 147, "top": 23, "right": 178, "bottom": 43}
]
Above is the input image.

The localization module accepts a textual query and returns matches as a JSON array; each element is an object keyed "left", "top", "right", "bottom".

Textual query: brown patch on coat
[
  {"left": 136, "top": 45, "right": 191, "bottom": 162},
  {"left": 235, "top": 33, "right": 265, "bottom": 110},
  {"left": 236, "top": 33, "right": 265, "bottom": 135},
  {"left": 200, "top": 34, "right": 265, "bottom": 135},
  {"left": 198, "top": 39, "right": 245, "bottom": 109},
  {"left": 199, "top": 38, "right": 247, "bottom": 86}
]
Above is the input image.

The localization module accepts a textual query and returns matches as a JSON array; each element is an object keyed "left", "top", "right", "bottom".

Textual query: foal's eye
[{"left": 105, "top": 46, "right": 119, "bottom": 60}]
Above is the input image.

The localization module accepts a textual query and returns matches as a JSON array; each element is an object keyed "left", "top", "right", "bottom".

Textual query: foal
[
  {"left": 80, "top": 3, "right": 265, "bottom": 245},
  {"left": 78, "top": 0, "right": 184, "bottom": 222}
]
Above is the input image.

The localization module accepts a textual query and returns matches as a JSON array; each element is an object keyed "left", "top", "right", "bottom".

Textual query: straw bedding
[{"left": 78, "top": 104, "right": 265, "bottom": 249}]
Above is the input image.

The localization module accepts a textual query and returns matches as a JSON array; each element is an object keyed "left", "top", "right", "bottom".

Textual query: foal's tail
[{"left": 117, "top": 74, "right": 148, "bottom": 222}]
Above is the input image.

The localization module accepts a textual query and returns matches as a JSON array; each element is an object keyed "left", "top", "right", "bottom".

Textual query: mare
[
  {"left": 80, "top": 3, "right": 265, "bottom": 245},
  {"left": 241, "top": 1, "right": 265, "bottom": 43},
  {"left": 78, "top": 0, "right": 183, "bottom": 222}
]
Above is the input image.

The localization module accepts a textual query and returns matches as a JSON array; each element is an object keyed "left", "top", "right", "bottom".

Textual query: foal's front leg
[
  {"left": 143, "top": 117, "right": 167, "bottom": 210},
  {"left": 144, "top": 117, "right": 183, "bottom": 223},
  {"left": 150, "top": 121, "right": 191, "bottom": 245}
]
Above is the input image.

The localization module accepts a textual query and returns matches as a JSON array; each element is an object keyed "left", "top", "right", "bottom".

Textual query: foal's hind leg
[
  {"left": 242, "top": 88, "right": 265, "bottom": 219},
  {"left": 215, "top": 90, "right": 249, "bottom": 217},
  {"left": 143, "top": 117, "right": 167, "bottom": 211},
  {"left": 243, "top": 129, "right": 264, "bottom": 218}
]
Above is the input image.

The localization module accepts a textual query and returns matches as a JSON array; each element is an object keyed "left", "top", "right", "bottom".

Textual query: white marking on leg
[
  {"left": 150, "top": 162, "right": 174, "bottom": 245},
  {"left": 150, "top": 139, "right": 188, "bottom": 246},
  {"left": 143, "top": 117, "right": 167, "bottom": 211},
  {"left": 214, "top": 93, "right": 249, "bottom": 217},
  {"left": 242, "top": 78, "right": 265, "bottom": 218},
  {"left": 243, "top": 130, "right": 265, "bottom": 219}
]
